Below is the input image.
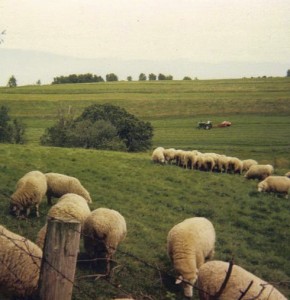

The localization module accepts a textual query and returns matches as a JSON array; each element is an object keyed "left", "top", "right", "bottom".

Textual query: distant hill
[{"left": 0, "top": 48, "right": 288, "bottom": 86}]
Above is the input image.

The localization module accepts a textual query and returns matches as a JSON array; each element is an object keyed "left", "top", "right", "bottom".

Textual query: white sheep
[
  {"left": 197, "top": 260, "right": 287, "bottom": 300},
  {"left": 181, "top": 151, "right": 195, "bottom": 169},
  {"left": 285, "top": 171, "right": 290, "bottom": 178},
  {"left": 244, "top": 164, "right": 274, "bottom": 180},
  {"left": 163, "top": 148, "right": 176, "bottom": 164},
  {"left": 83, "top": 208, "right": 127, "bottom": 262},
  {"left": 45, "top": 172, "right": 92, "bottom": 204},
  {"left": 227, "top": 157, "right": 243, "bottom": 174},
  {"left": 187, "top": 150, "right": 201, "bottom": 170},
  {"left": 151, "top": 147, "right": 165, "bottom": 164},
  {"left": 258, "top": 176, "right": 290, "bottom": 198},
  {"left": 10, "top": 170, "right": 47, "bottom": 217},
  {"left": 196, "top": 153, "right": 215, "bottom": 172},
  {"left": 174, "top": 149, "right": 186, "bottom": 167},
  {"left": 242, "top": 159, "right": 258, "bottom": 172},
  {"left": 167, "top": 217, "right": 216, "bottom": 298},
  {"left": 36, "top": 193, "right": 91, "bottom": 249},
  {"left": 216, "top": 154, "right": 230, "bottom": 173},
  {"left": 0, "top": 225, "right": 42, "bottom": 298}
]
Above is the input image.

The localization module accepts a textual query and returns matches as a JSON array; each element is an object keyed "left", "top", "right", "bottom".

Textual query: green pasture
[{"left": 0, "top": 77, "right": 290, "bottom": 299}]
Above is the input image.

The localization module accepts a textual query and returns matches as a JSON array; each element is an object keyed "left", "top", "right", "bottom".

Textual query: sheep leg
[
  {"left": 26, "top": 207, "right": 31, "bottom": 217},
  {"left": 35, "top": 204, "right": 40, "bottom": 217}
]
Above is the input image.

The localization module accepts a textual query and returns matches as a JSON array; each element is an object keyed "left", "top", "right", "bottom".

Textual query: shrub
[
  {"left": 0, "top": 105, "right": 25, "bottom": 144},
  {"left": 41, "top": 104, "right": 153, "bottom": 152}
]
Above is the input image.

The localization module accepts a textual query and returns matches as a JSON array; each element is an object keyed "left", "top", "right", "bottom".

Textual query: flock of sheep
[
  {"left": 1, "top": 170, "right": 127, "bottom": 299},
  {"left": 152, "top": 147, "right": 290, "bottom": 198},
  {"left": 1, "top": 159, "right": 289, "bottom": 299}
]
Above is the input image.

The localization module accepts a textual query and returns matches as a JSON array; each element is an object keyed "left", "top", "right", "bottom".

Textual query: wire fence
[
  {"left": 1, "top": 215, "right": 289, "bottom": 300},
  {"left": 0, "top": 203, "right": 289, "bottom": 300}
]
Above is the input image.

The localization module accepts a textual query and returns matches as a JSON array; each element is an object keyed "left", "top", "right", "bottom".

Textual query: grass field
[{"left": 0, "top": 77, "right": 290, "bottom": 299}]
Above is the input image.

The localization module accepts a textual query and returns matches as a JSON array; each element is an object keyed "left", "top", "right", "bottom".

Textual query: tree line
[{"left": 51, "top": 73, "right": 195, "bottom": 84}]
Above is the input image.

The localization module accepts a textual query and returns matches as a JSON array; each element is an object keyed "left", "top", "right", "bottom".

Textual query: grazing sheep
[
  {"left": 258, "top": 176, "right": 290, "bottom": 198},
  {"left": 167, "top": 217, "right": 216, "bottom": 298},
  {"left": 45, "top": 172, "right": 92, "bottom": 204},
  {"left": 10, "top": 170, "right": 47, "bottom": 217},
  {"left": 196, "top": 153, "right": 215, "bottom": 172},
  {"left": 216, "top": 155, "right": 230, "bottom": 173},
  {"left": 36, "top": 193, "right": 91, "bottom": 249},
  {"left": 187, "top": 150, "right": 201, "bottom": 170},
  {"left": 197, "top": 260, "right": 287, "bottom": 300},
  {"left": 181, "top": 151, "right": 195, "bottom": 169},
  {"left": 244, "top": 164, "right": 274, "bottom": 180},
  {"left": 163, "top": 148, "right": 176, "bottom": 164},
  {"left": 0, "top": 225, "right": 42, "bottom": 298},
  {"left": 173, "top": 149, "right": 186, "bottom": 167},
  {"left": 151, "top": 147, "right": 165, "bottom": 164},
  {"left": 227, "top": 157, "right": 243, "bottom": 174},
  {"left": 83, "top": 208, "right": 127, "bottom": 263},
  {"left": 285, "top": 171, "right": 290, "bottom": 178},
  {"left": 242, "top": 159, "right": 258, "bottom": 172}
]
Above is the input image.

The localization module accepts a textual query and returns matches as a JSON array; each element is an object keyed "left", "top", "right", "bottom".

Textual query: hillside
[{"left": 0, "top": 78, "right": 290, "bottom": 299}]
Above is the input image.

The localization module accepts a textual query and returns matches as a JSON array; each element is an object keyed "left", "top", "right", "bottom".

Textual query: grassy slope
[{"left": 0, "top": 78, "right": 290, "bottom": 299}]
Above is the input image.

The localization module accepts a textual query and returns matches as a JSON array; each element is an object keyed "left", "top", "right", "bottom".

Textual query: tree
[
  {"left": 158, "top": 73, "right": 166, "bottom": 80},
  {"left": 76, "top": 104, "right": 153, "bottom": 152},
  {"left": 165, "top": 75, "right": 173, "bottom": 80},
  {"left": 106, "top": 73, "right": 118, "bottom": 82},
  {"left": 149, "top": 73, "right": 157, "bottom": 81},
  {"left": 127, "top": 76, "right": 132, "bottom": 81},
  {"left": 7, "top": 75, "right": 17, "bottom": 87},
  {"left": 138, "top": 73, "right": 147, "bottom": 81},
  {"left": 52, "top": 73, "right": 104, "bottom": 84},
  {"left": 287, "top": 69, "right": 290, "bottom": 77},
  {"left": 0, "top": 105, "right": 25, "bottom": 144},
  {"left": 183, "top": 76, "right": 192, "bottom": 80},
  {"left": 40, "top": 105, "right": 75, "bottom": 147}
]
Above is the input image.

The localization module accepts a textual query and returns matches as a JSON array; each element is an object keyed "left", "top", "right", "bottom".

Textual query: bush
[
  {"left": 0, "top": 106, "right": 25, "bottom": 144},
  {"left": 78, "top": 104, "right": 153, "bottom": 151},
  {"left": 41, "top": 104, "right": 153, "bottom": 152}
]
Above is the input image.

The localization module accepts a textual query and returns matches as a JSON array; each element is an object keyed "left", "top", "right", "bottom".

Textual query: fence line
[{"left": 1, "top": 211, "right": 289, "bottom": 300}]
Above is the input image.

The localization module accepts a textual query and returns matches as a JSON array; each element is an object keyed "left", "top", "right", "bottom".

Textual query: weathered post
[{"left": 38, "top": 218, "right": 81, "bottom": 300}]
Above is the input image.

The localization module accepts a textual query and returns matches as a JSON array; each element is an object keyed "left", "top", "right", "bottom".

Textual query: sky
[{"left": 1, "top": 0, "right": 290, "bottom": 84}]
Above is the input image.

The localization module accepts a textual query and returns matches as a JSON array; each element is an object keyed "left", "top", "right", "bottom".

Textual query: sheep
[
  {"left": 10, "top": 170, "right": 47, "bottom": 217},
  {"left": 83, "top": 208, "right": 127, "bottom": 265},
  {"left": 197, "top": 260, "right": 287, "bottom": 300},
  {"left": 227, "top": 156, "right": 243, "bottom": 174},
  {"left": 242, "top": 159, "right": 258, "bottom": 172},
  {"left": 36, "top": 193, "right": 91, "bottom": 249},
  {"left": 285, "top": 171, "right": 290, "bottom": 178},
  {"left": 187, "top": 150, "right": 201, "bottom": 170},
  {"left": 167, "top": 217, "right": 216, "bottom": 298},
  {"left": 196, "top": 153, "right": 215, "bottom": 172},
  {"left": 258, "top": 176, "right": 290, "bottom": 198},
  {"left": 181, "top": 151, "right": 195, "bottom": 169},
  {"left": 244, "top": 164, "right": 274, "bottom": 180},
  {"left": 151, "top": 147, "right": 165, "bottom": 164},
  {"left": 163, "top": 148, "right": 176, "bottom": 164},
  {"left": 174, "top": 149, "right": 186, "bottom": 167},
  {"left": 216, "top": 154, "right": 230, "bottom": 173},
  {"left": 45, "top": 172, "right": 92, "bottom": 205},
  {"left": 0, "top": 225, "right": 42, "bottom": 298}
]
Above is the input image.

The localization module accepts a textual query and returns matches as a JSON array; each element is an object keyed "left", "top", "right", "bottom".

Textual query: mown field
[{"left": 0, "top": 77, "right": 290, "bottom": 299}]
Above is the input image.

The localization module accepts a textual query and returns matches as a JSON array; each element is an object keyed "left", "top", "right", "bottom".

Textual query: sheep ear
[{"left": 175, "top": 275, "right": 183, "bottom": 284}]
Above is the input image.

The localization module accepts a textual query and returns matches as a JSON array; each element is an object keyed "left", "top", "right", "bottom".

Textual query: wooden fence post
[{"left": 38, "top": 218, "right": 81, "bottom": 300}]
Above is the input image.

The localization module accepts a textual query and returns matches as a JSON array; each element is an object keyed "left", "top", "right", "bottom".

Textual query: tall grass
[{"left": 0, "top": 78, "right": 289, "bottom": 299}]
